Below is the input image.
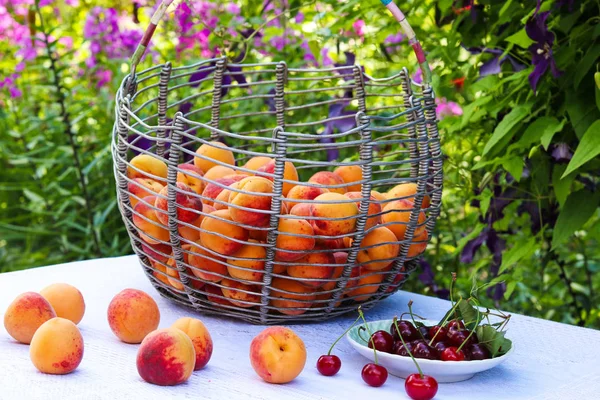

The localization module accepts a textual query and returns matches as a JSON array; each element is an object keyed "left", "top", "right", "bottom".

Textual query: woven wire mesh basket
[{"left": 111, "top": 0, "right": 442, "bottom": 324}]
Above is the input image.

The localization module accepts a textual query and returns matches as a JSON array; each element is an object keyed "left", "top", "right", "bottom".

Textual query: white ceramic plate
[{"left": 346, "top": 319, "right": 513, "bottom": 383}]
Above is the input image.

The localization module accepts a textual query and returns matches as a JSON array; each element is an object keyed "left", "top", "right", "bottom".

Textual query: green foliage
[{"left": 1, "top": 0, "right": 599, "bottom": 329}]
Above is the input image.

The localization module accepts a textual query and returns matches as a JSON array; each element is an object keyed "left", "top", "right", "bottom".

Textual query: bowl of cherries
[{"left": 346, "top": 300, "right": 514, "bottom": 383}]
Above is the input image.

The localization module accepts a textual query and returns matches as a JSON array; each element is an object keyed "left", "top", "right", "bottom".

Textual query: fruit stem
[
  {"left": 357, "top": 307, "right": 378, "bottom": 365},
  {"left": 328, "top": 315, "right": 362, "bottom": 355},
  {"left": 407, "top": 301, "right": 425, "bottom": 340},
  {"left": 400, "top": 310, "right": 427, "bottom": 321},
  {"left": 457, "top": 298, "right": 480, "bottom": 353},
  {"left": 393, "top": 316, "right": 424, "bottom": 379},
  {"left": 428, "top": 297, "right": 462, "bottom": 347}
]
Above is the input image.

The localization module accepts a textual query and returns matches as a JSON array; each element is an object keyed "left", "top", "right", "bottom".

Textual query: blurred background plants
[{"left": 1, "top": 0, "right": 599, "bottom": 327}]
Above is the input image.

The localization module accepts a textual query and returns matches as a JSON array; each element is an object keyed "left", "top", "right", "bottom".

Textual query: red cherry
[
  {"left": 405, "top": 373, "right": 438, "bottom": 400},
  {"left": 446, "top": 319, "right": 465, "bottom": 332},
  {"left": 441, "top": 346, "right": 466, "bottom": 361},
  {"left": 428, "top": 325, "right": 448, "bottom": 343},
  {"left": 361, "top": 363, "right": 388, "bottom": 387},
  {"left": 317, "top": 355, "right": 341, "bottom": 376},
  {"left": 368, "top": 330, "right": 395, "bottom": 353}
]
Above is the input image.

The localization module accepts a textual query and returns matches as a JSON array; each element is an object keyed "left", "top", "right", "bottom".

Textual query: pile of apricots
[
  {"left": 3, "top": 284, "right": 309, "bottom": 386},
  {"left": 128, "top": 141, "right": 430, "bottom": 312}
]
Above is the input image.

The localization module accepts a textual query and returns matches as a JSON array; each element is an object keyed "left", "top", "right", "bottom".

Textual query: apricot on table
[
  {"left": 227, "top": 241, "right": 267, "bottom": 282},
  {"left": 310, "top": 192, "right": 359, "bottom": 236},
  {"left": 127, "top": 154, "right": 168, "bottom": 181},
  {"left": 274, "top": 217, "right": 315, "bottom": 262},
  {"left": 269, "top": 277, "right": 316, "bottom": 315},
  {"left": 136, "top": 328, "right": 195, "bottom": 386},
  {"left": 200, "top": 209, "right": 249, "bottom": 256},
  {"left": 40, "top": 283, "right": 85, "bottom": 325},
  {"left": 171, "top": 317, "right": 213, "bottom": 370},
  {"left": 229, "top": 176, "right": 274, "bottom": 227},
  {"left": 193, "top": 141, "right": 236, "bottom": 174},
  {"left": 381, "top": 199, "right": 426, "bottom": 241},
  {"left": 308, "top": 171, "right": 347, "bottom": 194},
  {"left": 333, "top": 165, "right": 363, "bottom": 192},
  {"left": 257, "top": 160, "right": 298, "bottom": 196},
  {"left": 30, "top": 317, "right": 84, "bottom": 375},
  {"left": 3, "top": 292, "right": 56, "bottom": 344},
  {"left": 132, "top": 195, "right": 170, "bottom": 245},
  {"left": 107, "top": 288, "right": 160, "bottom": 344}
]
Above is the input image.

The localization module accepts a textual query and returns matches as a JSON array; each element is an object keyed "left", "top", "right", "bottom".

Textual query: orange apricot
[
  {"left": 333, "top": 165, "right": 363, "bottom": 192},
  {"left": 194, "top": 141, "right": 236, "bottom": 173}
]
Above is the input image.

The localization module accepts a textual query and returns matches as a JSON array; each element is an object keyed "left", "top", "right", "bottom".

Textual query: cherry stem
[
  {"left": 393, "top": 316, "right": 424, "bottom": 379},
  {"left": 407, "top": 301, "right": 425, "bottom": 340},
  {"left": 428, "top": 297, "right": 462, "bottom": 347},
  {"left": 328, "top": 315, "right": 362, "bottom": 355},
  {"left": 357, "top": 326, "right": 369, "bottom": 344},
  {"left": 399, "top": 311, "right": 427, "bottom": 321},
  {"left": 457, "top": 298, "right": 480, "bottom": 353},
  {"left": 357, "top": 307, "right": 378, "bottom": 365}
]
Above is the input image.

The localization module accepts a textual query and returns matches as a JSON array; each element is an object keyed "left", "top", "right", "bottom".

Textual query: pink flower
[
  {"left": 58, "top": 36, "right": 73, "bottom": 49},
  {"left": 96, "top": 69, "right": 112, "bottom": 88},
  {"left": 9, "top": 86, "right": 22, "bottom": 98},
  {"left": 226, "top": 3, "right": 240, "bottom": 15},
  {"left": 353, "top": 20, "right": 365, "bottom": 37},
  {"left": 15, "top": 62, "right": 25, "bottom": 73},
  {"left": 66, "top": 0, "right": 79, "bottom": 5},
  {"left": 435, "top": 98, "right": 463, "bottom": 119},
  {"left": 413, "top": 68, "right": 423, "bottom": 84}
]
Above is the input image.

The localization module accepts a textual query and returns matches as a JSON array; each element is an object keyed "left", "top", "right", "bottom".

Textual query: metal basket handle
[{"left": 129, "top": 0, "right": 433, "bottom": 85}]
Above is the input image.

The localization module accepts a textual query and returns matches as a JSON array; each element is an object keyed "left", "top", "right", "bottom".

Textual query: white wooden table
[{"left": 1, "top": 255, "right": 599, "bottom": 399}]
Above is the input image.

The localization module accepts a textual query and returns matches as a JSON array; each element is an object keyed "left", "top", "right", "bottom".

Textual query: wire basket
[{"left": 111, "top": 0, "right": 442, "bottom": 324}]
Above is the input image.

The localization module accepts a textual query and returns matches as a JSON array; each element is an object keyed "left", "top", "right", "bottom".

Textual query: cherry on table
[
  {"left": 441, "top": 346, "right": 466, "bottom": 361},
  {"left": 405, "top": 373, "right": 438, "bottom": 400},
  {"left": 368, "top": 330, "right": 394, "bottom": 354},
  {"left": 361, "top": 363, "right": 388, "bottom": 387},
  {"left": 465, "top": 343, "right": 491, "bottom": 360},
  {"left": 390, "top": 320, "right": 419, "bottom": 342},
  {"left": 317, "top": 355, "right": 341, "bottom": 376}
]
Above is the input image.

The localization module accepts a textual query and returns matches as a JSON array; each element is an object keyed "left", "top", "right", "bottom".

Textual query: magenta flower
[
  {"left": 353, "top": 20, "right": 366, "bottom": 37},
  {"left": 226, "top": 3, "right": 240, "bottom": 15},
  {"left": 436, "top": 98, "right": 463, "bottom": 119},
  {"left": 295, "top": 12, "right": 305, "bottom": 24},
  {"left": 526, "top": 11, "right": 562, "bottom": 93},
  {"left": 412, "top": 68, "right": 423, "bottom": 84},
  {"left": 384, "top": 32, "right": 405, "bottom": 54},
  {"left": 96, "top": 69, "right": 112, "bottom": 89}
]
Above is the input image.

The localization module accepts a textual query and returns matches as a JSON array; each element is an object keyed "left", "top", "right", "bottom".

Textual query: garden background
[{"left": 1, "top": 0, "right": 599, "bottom": 328}]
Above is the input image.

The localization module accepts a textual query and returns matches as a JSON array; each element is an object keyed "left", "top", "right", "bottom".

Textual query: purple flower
[
  {"left": 526, "top": 11, "right": 563, "bottom": 93},
  {"left": 418, "top": 259, "right": 450, "bottom": 300},
  {"left": 384, "top": 32, "right": 405, "bottom": 54},
  {"left": 295, "top": 12, "right": 305, "bottom": 24},
  {"left": 320, "top": 99, "right": 357, "bottom": 161},
  {"left": 551, "top": 142, "right": 573, "bottom": 162},
  {"left": 556, "top": 0, "right": 575, "bottom": 10},
  {"left": 96, "top": 69, "right": 112, "bottom": 88},
  {"left": 465, "top": 47, "right": 526, "bottom": 77},
  {"left": 412, "top": 68, "right": 423, "bottom": 84},
  {"left": 435, "top": 98, "right": 463, "bottom": 119}
]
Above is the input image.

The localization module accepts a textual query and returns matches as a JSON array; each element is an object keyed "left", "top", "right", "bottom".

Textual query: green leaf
[
  {"left": 308, "top": 40, "right": 320, "bottom": 62},
  {"left": 504, "top": 281, "right": 517, "bottom": 300},
  {"left": 552, "top": 165, "right": 574, "bottom": 207},
  {"left": 552, "top": 189, "right": 600, "bottom": 249},
  {"left": 505, "top": 29, "right": 535, "bottom": 49},
  {"left": 498, "top": 337, "right": 513, "bottom": 356},
  {"left": 460, "top": 96, "right": 492, "bottom": 129},
  {"left": 574, "top": 44, "right": 600, "bottom": 89},
  {"left": 566, "top": 88, "right": 600, "bottom": 139},
  {"left": 476, "top": 325, "right": 508, "bottom": 358},
  {"left": 499, "top": 237, "right": 536, "bottom": 274},
  {"left": 562, "top": 120, "right": 600, "bottom": 177},
  {"left": 519, "top": 117, "right": 563, "bottom": 148},
  {"left": 457, "top": 300, "right": 479, "bottom": 330},
  {"left": 483, "top": 104, "right": 532, "bottom": 156},
  {"left": 498, "top": 0, "right": 514, "bottom": 24},
  {"left": 541, "top": 119, "right": 565, "bottom": 150},
  {"left": 504, "top": 156, "right": 524, "bottom": 182}
]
